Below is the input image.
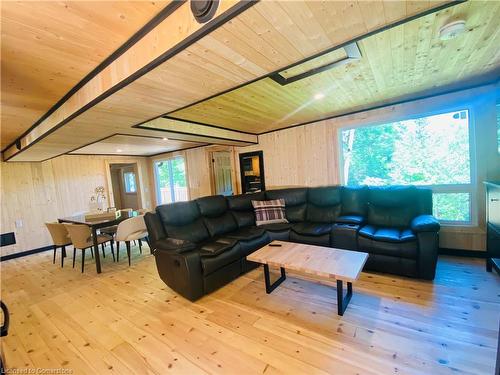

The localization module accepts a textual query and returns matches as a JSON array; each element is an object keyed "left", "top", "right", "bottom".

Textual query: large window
[
  {"left": 340, "top": 109, "right": 474, "bottom": 224},
  {"left": 154, "top": 157, "right": 188, "bottom": 204}
]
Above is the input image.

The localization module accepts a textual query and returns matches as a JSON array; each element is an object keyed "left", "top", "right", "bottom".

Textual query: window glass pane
[
  {"left": 123, "top": 172, "right": 136, "bottom": 193},
  {"left": 432, "top": 193, "right": 470, "bottom": 222},
  {"left": 342, "top": 110, "right": 470, "bottom": 186},
  {"left": 154, "top": 157, "right": 187, "bottom": 204}
]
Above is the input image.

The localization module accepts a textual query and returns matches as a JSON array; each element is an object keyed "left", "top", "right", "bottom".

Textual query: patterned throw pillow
[{"left": 252, "top": 199, "right": 288, "bottom": 226}]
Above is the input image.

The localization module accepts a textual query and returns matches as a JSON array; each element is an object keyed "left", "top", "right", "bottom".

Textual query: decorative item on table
[{"left": 91, "top": 186, "right": 106, "bottom": 211}]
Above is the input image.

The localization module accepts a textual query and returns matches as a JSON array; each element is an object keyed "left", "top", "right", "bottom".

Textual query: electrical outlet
[{"left": 15, "top": 219, "right": 23, "bottom": 228}]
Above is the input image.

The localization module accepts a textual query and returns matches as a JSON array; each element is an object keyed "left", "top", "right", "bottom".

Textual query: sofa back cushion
[
  {"left": 265, "top": 188, "right": 307, "bottom": 222},
  {"left": 341, "top": 186, "right": 368, "bottom": 216},
  {"left": 156, "top": 201, "right": 209, "bottom": 243},
  {"left": 227, "top": 192, "right": 265, "bottom": 227},
  {"left": 306, "top": 186, "right": 342, "bottom": 223},
  {"left": 367, "top": 186, "right": 419, "bottom": 227},
  {"left": 196, "top": 195, "right": 237, "bottom": 237}
]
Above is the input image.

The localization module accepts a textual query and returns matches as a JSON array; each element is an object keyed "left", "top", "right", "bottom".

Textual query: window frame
[
  {"left": 337, "top": 105, "right": 478, "bottom": 227},
  {"left": 123, "top": 171, "right": 137, "bottom": 194},
  {"left": 153, "top": 156, "right": 188, "bottom": 205}
]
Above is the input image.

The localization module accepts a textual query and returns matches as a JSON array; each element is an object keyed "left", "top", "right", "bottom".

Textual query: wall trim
[
  {"left": 1, "top": 246, "right": 53, "bottom": 262},
  {"left": 439, "top": 248, "right": 487, "bottom": 258}
]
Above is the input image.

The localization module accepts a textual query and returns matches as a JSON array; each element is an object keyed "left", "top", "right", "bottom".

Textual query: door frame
[{"left": 105, "top": 160, "right": 143, "bottom": 210}]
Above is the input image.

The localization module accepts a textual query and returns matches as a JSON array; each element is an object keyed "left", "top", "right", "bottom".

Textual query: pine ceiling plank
[
  {"left": 4, "top": 0, "right": 472, "bottom": 161},
  {"left": 0, "top": 1, "right": 170, "bottom": 149}
]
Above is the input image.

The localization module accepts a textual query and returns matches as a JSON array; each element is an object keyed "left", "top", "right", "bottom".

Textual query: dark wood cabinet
[{"left": 484, "top": 181, "right": 500, "bottom": 274}]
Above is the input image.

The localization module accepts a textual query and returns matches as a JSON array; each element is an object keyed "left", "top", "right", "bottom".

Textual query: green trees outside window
[{"left": 341, "top": 110, "right": 472, "bottom": 223}]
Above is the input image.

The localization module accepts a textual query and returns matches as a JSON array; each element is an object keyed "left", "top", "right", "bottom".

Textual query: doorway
[
  {"left": 108, "top": 163, "right": 141, "bottom": 210},
  {"left": 239, "top": 151, "right": 265, "bottom": 193},
  {"left": 211, "top": 151, "right": 234, "bottom": 196}
]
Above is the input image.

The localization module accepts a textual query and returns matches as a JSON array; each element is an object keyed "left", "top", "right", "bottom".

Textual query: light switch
[{"left": 15, "top": 219, "right": 23, "bottom": 228}]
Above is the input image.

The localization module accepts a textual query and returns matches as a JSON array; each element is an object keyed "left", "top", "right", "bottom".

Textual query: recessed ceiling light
[
  {"left": 314, "top": 93, "right": 325, "bottom": 100},
  {"left": 116, "top": 149, "right": 123, "bottom": 153},
  {"left": 439, "top": 20, "right": 466, "bottom": 41},
  {"left": 162, "top": 137, "right": 168, "bottom": 141}
]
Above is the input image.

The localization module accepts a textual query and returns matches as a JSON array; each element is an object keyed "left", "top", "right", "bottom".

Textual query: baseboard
[
  {"left": 0, "top": 245, "right": 53, "bottom": 262},
  {"left": 439, "top": 248, "right": 487, "bottom": 258}
]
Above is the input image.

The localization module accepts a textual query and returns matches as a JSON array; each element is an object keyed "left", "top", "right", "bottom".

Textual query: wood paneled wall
[{"left": 0, "top": 155, "right": 152, "bottom": 256}]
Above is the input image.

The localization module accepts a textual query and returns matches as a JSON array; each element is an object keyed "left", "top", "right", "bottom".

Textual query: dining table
[{"left": 58, "top": 210, "right": 141, "bottom": 274}]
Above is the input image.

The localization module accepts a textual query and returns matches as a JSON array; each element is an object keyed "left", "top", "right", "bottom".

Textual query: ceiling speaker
[{"left": 190, "top": 0, "right": 219, "bottom": 23}]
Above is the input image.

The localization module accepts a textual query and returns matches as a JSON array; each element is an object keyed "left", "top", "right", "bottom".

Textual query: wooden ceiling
[
  {"left": 68, "top": 134, "right": 205, "bottom": 156},
  {"left": 3, "top": 0, "right": 498, "bottom": 162},
  {"left": 169, "top": 1, "right": 500, "bottom": 133},
  {"left": 0, "top": 1, "right": 170, "bottom": 149}
]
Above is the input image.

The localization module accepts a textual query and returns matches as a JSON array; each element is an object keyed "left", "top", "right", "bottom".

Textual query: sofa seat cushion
[
  {"left": 358, "top": 235, "right": 418, "bottom": 260},
  {"left": 199, "top": 239, "right": 241, "bottom": 276},
  {"left": 259, "top": 222, "right": 292, "bottom": 232},
  {"left": 335, "top": 215, "right": 365, "bottom": 225},
  {"left": 226, "top": 226, "right": 266, "bottom": 241},
  {"left": 155, "top": 238, "right": 197, "bottom": 254},
  {"left": 359, "top": 225, "right": 416, "bottom": 243},
  {"left": 292, "top": 222, "right": 333, "bottom": 236}
]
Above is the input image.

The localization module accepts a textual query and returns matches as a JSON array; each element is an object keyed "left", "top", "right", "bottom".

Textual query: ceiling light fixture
[
  {"left": 116, "top": 149, "right": 123, "bottom": 153},
  {"left": 162, "top": 137, "right": 168, "bottom": 141},
  {"left": 439, "top": 20, "right": 466, "bottom": 40},
  {"left": 314, "top": 93, "right": 325, "bottom": 100}
]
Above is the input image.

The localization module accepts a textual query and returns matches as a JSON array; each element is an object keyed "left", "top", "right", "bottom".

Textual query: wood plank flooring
[{"left": 1, "top": 245, "right": 498, "bottom": 374}]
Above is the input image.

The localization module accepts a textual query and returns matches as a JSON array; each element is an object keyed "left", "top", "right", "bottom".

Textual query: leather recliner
[{"left": 145, "top": 185, "right": 440, "bottom": 301}]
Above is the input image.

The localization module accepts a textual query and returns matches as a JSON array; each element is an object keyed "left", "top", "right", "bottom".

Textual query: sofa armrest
[
  {"left": 411, "top": 215, "right": 440, "bottom": 233},
  {"left": 154, "top": 247, "right": 204, "bottom": 301},
  {"left": 144, "top": 212, "right": 167, "bottom": 249},
  {"left": 155, "top": 238, "right": 197, "bottom": 254}
]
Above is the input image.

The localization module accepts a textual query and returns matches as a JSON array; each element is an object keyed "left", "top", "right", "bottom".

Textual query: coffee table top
[{"left": 247, "top": 241, "right": 368, "bottom": 282}]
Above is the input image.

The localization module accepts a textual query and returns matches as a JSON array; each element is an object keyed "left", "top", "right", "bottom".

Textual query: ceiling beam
[{"left": 3, "top": 0, "right": 254, "bottom": 161}]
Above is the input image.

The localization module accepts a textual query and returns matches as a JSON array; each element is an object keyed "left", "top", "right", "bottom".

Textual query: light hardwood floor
[{"left": 1, "top": 245, "right": 498, "bottom": 374}]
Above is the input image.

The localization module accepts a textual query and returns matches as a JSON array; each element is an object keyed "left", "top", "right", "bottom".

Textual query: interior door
[{"left": 212, "top": 151, "right": 233, "bottom": 196}]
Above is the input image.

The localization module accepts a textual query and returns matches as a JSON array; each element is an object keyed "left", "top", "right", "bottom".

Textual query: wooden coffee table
[{"left": 247, "top": 241, "right": 368, "bottom": 316}]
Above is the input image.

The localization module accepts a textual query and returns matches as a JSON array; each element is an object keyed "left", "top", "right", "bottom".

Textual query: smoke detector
[{"left": 439, "top": 20, "right": 466, "bottom": 40}]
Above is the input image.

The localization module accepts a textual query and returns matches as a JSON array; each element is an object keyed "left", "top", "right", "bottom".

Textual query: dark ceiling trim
[
  {"left": 257, "top": 77, "right": 500, "bottom": 136},
  {"left": 67, "top": 132, "right": 205, "bottom": 156},
  {"left": 134, "top": 123, "right": 258, "bottom": 145},
  {"left": 2, "top": 0, "right": 186, "bottom": 154},
  {"left": 162, "top": 115, "right": 257, "bottom": 136},
  {"left": 3, "top": 0, "right": 259, "bottom": 162},
  {"left": 148, "top": 144, "right": 209, "bottom": 157},
  {"left": 269, "top": 42, "right": 362, "bottom": 86},
  {"left": 164, "top": 0, "right": 466, "bottom": 120}
]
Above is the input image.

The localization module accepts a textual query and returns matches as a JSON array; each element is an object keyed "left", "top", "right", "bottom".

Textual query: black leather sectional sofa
[{"left": 145, "top": 185, "right": 440, "bottom": 301}]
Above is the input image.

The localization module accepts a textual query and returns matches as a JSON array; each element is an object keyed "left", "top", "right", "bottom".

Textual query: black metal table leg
[
  {"left": 92, "top": 227, "right": 102, "bottom": 274},
  {"left": 336, "top": 280, "right": 353, "bottom": 316},
  {"left": 264, "top": 264, "right": 286, "bottom": 294}
]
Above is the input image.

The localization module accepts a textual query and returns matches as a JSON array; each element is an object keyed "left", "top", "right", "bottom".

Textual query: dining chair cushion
[
  {"left": 45, "top": 222, "right": 72, "bottom": 246},
  {"left": 116, "top": 216, "right": 148, "bottom": 242}
]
